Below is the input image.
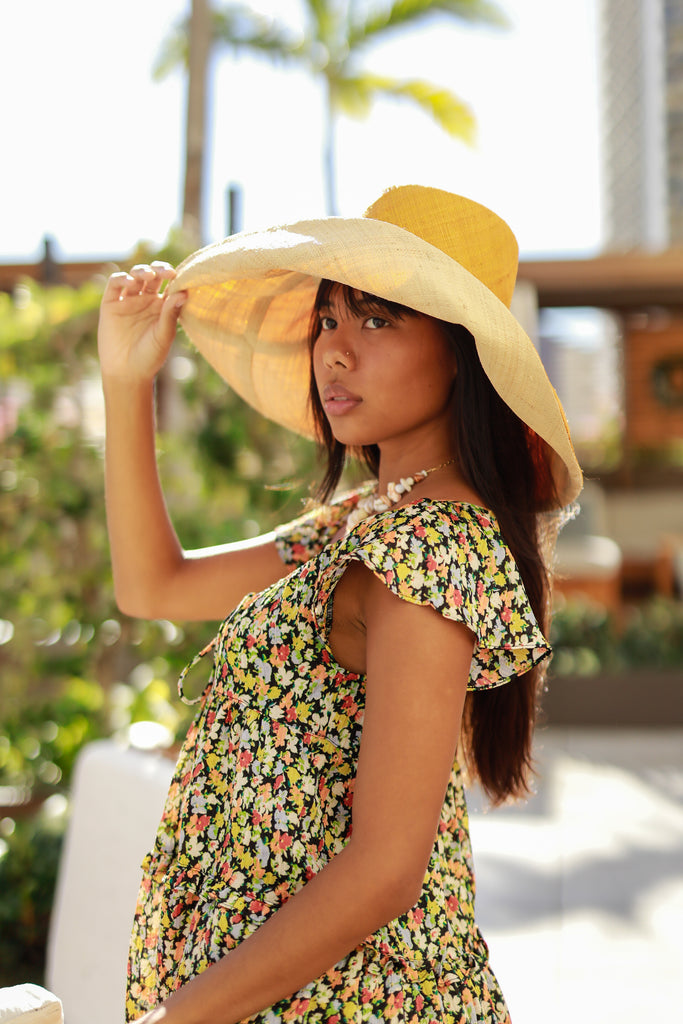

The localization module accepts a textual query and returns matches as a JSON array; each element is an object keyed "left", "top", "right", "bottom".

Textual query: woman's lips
[{"left": 322, "top": 383, "right": 362, "bottom": 416}]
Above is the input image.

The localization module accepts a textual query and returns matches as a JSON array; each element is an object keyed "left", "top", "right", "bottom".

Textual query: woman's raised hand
[{"left": 97, "top": 261, "right": 186, "bottom": 383}]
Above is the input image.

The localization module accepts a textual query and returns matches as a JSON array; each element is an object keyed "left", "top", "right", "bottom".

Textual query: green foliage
[
  {"left": 573, "top": 416, "right": 623, "bottom": 474},
  {"left": 628, "top": 440, "right": 683, "bottom": 472},
  {"left": 616, "top": 598, "right": 683, "bottom": 669},
  {"left": 0, "top": 673, "right": 186, "bottom": 801},
  {"left": 0, "top": 805, "right": 66, "bottom": 986},
  {"left": 550, "top": 596, "right": 683, "bottom": 676},
  {"left": 0, "top": 678, "right": 104, "bottom": 800},
  {"left": 0, "top": 265, "right": 320, "bottom": 981},
  {"left": 0, "top": 268, "right": 317, "bottom": 725},
  {"left": 0, "top": 669, "right": 206, "bottom": 987}
]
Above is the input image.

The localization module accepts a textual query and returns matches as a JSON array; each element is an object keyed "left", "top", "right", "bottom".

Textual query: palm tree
[{"left": 155, "top": 0, "right": 508, "bottom": 225}]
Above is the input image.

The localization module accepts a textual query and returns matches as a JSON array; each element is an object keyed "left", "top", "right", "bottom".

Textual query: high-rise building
[{"left": 600, "top": 0, "right": 683, "bottom": 248}]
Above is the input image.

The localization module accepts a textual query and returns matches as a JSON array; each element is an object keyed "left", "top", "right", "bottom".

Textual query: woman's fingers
[
  {"left": 150, "top": 261, "right": 176, "bottom": 280},
  {"left": 138, "top": 262, "right": 176, "bottom": 293},
  {"left": 132, "top": 264, "right": 165, "bottom": 294},
  {"left": 102, "top": 263, "right": 177, "bottom": 301},
  {"left": 102, "top": 271, "right": 133, "bottom": 302},
  {"left": 131, "top": 264, "right": 155, "bottom": 292}
]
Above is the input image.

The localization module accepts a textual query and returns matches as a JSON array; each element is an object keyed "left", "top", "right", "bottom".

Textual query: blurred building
[
  {"left": 601, "top": 0, "right": 683, "bottom": 248},
  {"left": 538, "top": 308, "right": 621, "bottom": 449}
]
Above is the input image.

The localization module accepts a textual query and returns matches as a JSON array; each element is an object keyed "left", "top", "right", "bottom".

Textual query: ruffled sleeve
[{"left": 315, "top": 500, "right": 550, "bottom": 691}]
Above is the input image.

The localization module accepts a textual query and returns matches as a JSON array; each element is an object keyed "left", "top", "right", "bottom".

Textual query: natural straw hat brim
[{"left": 170, "top": 197, "right": 582, "bottom": 508}]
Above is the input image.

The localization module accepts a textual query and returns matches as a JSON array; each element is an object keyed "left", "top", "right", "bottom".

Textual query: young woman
[{"left": 97, "top": 185, "right": 582, "bottom": 1024}]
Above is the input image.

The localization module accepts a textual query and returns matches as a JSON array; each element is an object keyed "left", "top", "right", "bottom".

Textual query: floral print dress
[{"left": 126, "top": 493, "right": 550, "bottom": 1023}]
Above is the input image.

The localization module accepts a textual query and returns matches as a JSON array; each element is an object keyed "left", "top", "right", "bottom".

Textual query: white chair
[
  {"left": 0, "top": 984, "right": 63, "bottom": 1024},
  {"left": 46, "top": 740, "right": 174, "bottom": 1024}
]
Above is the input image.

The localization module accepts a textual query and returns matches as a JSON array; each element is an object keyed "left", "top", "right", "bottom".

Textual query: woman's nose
[{"left": 321, "top": 334, "right": 356, "bottom": 370}]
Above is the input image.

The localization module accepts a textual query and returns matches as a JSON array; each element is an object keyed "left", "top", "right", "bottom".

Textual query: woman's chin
[{"left": 327, "top": 423, "right": 377, "bottom": 448}]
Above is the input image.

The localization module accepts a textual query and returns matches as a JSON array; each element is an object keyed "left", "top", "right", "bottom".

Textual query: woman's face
[{"left": 312, "top": 287, "right": 457, "bottom": 454}]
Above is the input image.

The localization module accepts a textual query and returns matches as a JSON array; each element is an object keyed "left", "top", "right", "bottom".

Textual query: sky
[{"left": 2, "top": 0, "right": 603, "bottom": 263}]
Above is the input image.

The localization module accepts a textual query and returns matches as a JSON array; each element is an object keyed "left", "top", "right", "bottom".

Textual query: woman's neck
[
  {"left": 375, "top": 432, "right": 451, "bottom": 491},
  {"left": 374, "top": 444, "right": 483, "bottom": 509}
]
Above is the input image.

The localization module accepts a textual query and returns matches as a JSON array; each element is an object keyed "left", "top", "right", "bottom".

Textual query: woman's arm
[
  {"left": 135, "top": 565, "right": 472, "bottom": 1024},
  {"left": 98, "top": 265, "right": 288, "bottom": 623}
]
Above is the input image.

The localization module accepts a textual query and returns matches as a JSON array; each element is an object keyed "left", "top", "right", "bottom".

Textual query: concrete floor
[{"left": 468, "top": 728, "right": 683, "bottom": 1024}]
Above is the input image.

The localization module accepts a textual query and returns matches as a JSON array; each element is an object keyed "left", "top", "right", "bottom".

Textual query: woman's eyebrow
[
  {"left": 349, "top": 297, "right": 388, "bottom": 315},
  {"left": 317, "top": 292, "right": 397, "bottom": 318}
]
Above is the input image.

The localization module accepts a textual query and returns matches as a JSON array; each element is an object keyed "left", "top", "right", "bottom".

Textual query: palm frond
[
  {"left": 388, "top": 77, "right": 476, "bottom": 142},
  {"left": 212, "top": 6, "right": 305, "bottom": 58},
  {"left": 153, "top": 19, "right": 190, "bottom": 79},
  {"left": 153, "top": 4, "right": 307, "bottom": 79},
  {"left": 329, "top": 74, "right": 376, "bottom": 118},
  {"left": 332, "top": 72, "right": 476, "bottom": 143},
  {"left": 301, "top": 0, "right": 339, "bottom": 40},
  {"left": 348, "top": 0, "right": 509, "bottom": 51}
]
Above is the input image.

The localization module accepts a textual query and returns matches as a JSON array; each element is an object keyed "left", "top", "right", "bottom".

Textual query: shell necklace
[{"left": 345, "top": 458, "right": 455, "bottom": 534}]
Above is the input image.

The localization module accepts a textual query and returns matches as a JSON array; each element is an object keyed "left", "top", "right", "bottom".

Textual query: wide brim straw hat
[{"left": 170, "top": 184, "right": 582, "bottom": 508}]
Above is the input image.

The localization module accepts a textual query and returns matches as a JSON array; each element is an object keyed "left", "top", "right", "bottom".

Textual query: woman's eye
[
  {"left": 365, "top": 315, "right": 389, "bottom": 329},
  {"left": 320, "top": 316, "right": 337, "bottom": 331}
]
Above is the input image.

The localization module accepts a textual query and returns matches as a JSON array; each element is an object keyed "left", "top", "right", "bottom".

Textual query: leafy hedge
[
  {"left": 550, "top": 595, "right": 683, "bottom": 676},
  {"left": 0, "top": 809, "right": 65, "bottom": 985},
  {"left": 0, "top": 266, "right": 316, "bottom": 984}
]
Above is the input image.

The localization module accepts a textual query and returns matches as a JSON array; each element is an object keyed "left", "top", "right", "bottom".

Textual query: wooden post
[
  {"left": 226, "top": 183, "right": 242, "bottom": 236},
  {"left": 182, "top": 0, "right": 211, "bottom": 247}
]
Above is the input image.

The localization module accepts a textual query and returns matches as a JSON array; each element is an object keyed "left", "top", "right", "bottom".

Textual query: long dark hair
[{"left": 308, "top": 280, "right": 558, "bottom": 805}]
